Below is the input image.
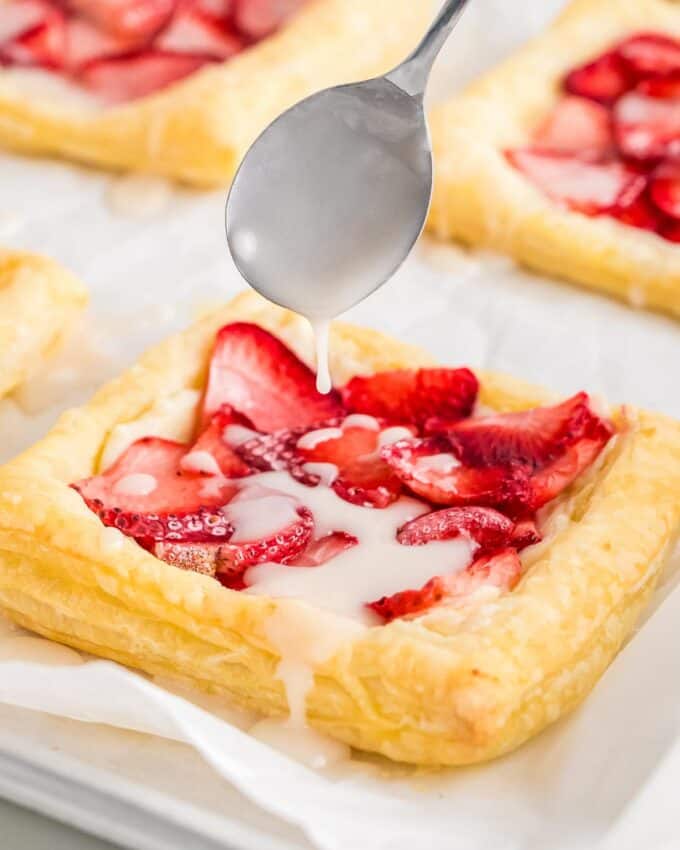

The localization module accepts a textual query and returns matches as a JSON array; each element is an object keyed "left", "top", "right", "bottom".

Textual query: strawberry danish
[{"left": 0, "top": 292, "right": 677, "bottom": 765}]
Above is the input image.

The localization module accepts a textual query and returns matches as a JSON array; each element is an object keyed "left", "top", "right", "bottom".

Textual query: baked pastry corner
[
  {"left": 0, "top": 291, "right": 678, "bottom": 766},
  {"left": 427, "top": 0, "right": 680, "bottom": 318},
  {"left": 0, "top": 249, "right": 87, "bottom": 399}
]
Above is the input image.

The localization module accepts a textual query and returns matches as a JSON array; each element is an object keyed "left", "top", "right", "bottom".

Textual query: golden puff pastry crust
[
  {"left": 0, "top": 0, "right": 430, "bottom": 187},
  {"left": 427, "top": 0, "right": 680, "bottom": 319},
  {"left": 0, "top": 290, "right": 679, "bottom": 766},
  {"left": 0, "top": 249, "right": 87, "bottom": 399}
]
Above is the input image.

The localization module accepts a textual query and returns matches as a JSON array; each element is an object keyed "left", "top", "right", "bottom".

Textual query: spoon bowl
[
  {"left": 226, "top": 0, "right": 469, "bottom": 320},
  {"left": 226, "top": 77, "right": 431, "bottom": 319}
]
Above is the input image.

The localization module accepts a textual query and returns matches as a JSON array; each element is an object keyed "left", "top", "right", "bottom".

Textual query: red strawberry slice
[
  {"left": 533, "top": 96, "right": 614, "bottom": 159},
  {"left": 157, "top": 6, "right": 243, "bottom": 60},
  {"left": 659, "top": 218, "right": 680, "bottom": 243},
  {"left": 0, "top": 0, "right": 65, "bottom": 68},
  {"left": 64, "top": 17, "right": 134, "bottom": 69},
  {"left": 528, "top": 429, "right": 612, "bottom": 510},
  {"left": 193, "top": 0, "right": 233, "bottom": 19},
  {"left": 649, "top": 160, "right": 680, "bottom": 220},
  {"left": 564, "top": 50, "right": 635, "bottom": 105},
  {"left": 637, "top": 72, "right": 680, "bottom": 100},
  {"left": 444, "top": 393, "right": 609, "bottom": 470},
  {"left": 613, "top": 91, "right": 680, "bottom": 161},
  {"left": 236, "top": 424, "right": 322, "bottom": 484},
  {"left": 289, "top": 531, "right": 358, "bottom": 567},
  {"left": 184, "top": 408, "right": 252, "bottom": 478},
  {"left": 73, "top": 436, "right": 237, "bottom": 542},
  {"left": 296, "top": 426, "right": 402, "bottom": 508},
  {"left": 510, "top": 517, "right": 542, "bottom": 550},
  {"left": 506, "top": 149, "right": 647, "bottom": 215},
  {"left": 202, "top": 323, "right": 344, "bottom": 433},
  {"left": 340, "top": 368, "right": 478, "bottom": 429},
  {"left": 154, "top": 503, "right": 313, "bottom": 579},
  {"left": 381, "top": 435, "right": 531, "bottom": 510},
  {"left": 232, "top": 0, "right": 304, "bottom": 39},
  {"left": 78, "top": 49, "right": 212, "bottom": 102},
  {"left": 67, "top": 0, "right": 176, "bottom": 40},
  {"left": 396, "top": 506, "right": 514, "bottom": 550},
  {"left": 611, "top": 188, "right": 663, "bottom": 233},
  {"left": 367, "top": 547, "right": 522, "bottom": 622},
  {"left": 617, "top": 33, "right": 680, "bottom": 77}
]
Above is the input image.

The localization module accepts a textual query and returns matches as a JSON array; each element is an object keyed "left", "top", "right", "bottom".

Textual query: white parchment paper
[{"left": 1, "top": 2, "right": 679, "bottom": 848}]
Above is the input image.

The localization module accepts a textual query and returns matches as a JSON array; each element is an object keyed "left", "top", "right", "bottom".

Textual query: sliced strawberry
[
  {"left": 202, "top": 323, "right": 344, "bottom": 433},
  {"left": 613, "top": 91, "right": 680, "bottom": 161},
  {"left": 0, "top": 0, "right": 47, "bottom": 45},
  {"left": 154, "top": 502, "right": 313, "bottom": 580},
  {"left": 232, "top": 0, "right": 304, "bottom": 39},
  {"left": 156, "top": 6, "right": 243, "bottom": 59},
  {"left": 396, "top": 506, "right": 514, "bottom": 550},
  {"left": 288, "top": 531, "right": 358, "bottom": 567},
  {"left": 533, "top": 96, "right": 614, "bottom": 158},
  {"left": 506, "top": 149, "right": 646, "bottom": 215},
  {"left": 78, "top": 49, "right": 212, "bottom": 102},
  {"left": 637, "top": 72, "right": 680, "bottom": 100},
  {"left": 381, "top": 435, "right": 531, "bottom": 510},
  {"left": 0, "top": 0, "right": 65, "bottom": 68},
  {"left": 564, "top": 50, "right": 635, "bottom": 105},
  {"left": 444, "top": 393, "right": 609, "bottom": 470},
  {"left": 510, "top": 517, "right": 542, "bottom": 550},
  {"left": 529, "top": 429, "right": 612, "bottom": 510},
  {"left": 184, "top": 408, "right": 252, "bottom": 478},
  {"left": 73, "top": 437, "right": 237, "bottom": 542},
  {"left": 64, "top": 17, "right": 134, "bottom": 69},
  {"left": 67, "top": 0, "right": 176, "bottom": 40},
  {"left": 236, "top": 424, "right": 321, "bottom": 483},
  {"left": 340, "top": 368, "right": 478, "bottom": 429},
  {"left": 296, "top": 422, "right": 405, "bottom": 509},
  {"left": 193, "top": 0, "right": 233, "bottom": 19},
  {"left": 659, "top": 218, "right": 680, "bottom": 242},
  {"left": 611, "top": 187, "right": 663, "bottom": 233},
  {"left": 649, "top": 160, "right": 680, "bottom": 220},
  {"left": 617, "top": 32, "right": 680, "bottom": 77},
  {"left": 367, "top": 547, "right": 522, "bottom": 622}
]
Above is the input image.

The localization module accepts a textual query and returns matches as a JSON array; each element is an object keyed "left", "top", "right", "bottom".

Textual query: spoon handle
[{"left": 386, "top": 0, "right": 471, "bottom": 97}]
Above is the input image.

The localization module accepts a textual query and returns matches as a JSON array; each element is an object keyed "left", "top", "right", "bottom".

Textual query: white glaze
[
  {"left": 296, "top": 427, "right": 343, "bottom": 450},
  {"left": 342, "top": 414, "right": 380, "bottom": 431},
  {"left": 413, "top": 453, "right": 461, "bottom": 476},
  {"left": 223, "top": 486, "right": 301, "bottom": 543},
  {"left": 223, "top": 424, "right": 260, "bottom": 446},
  {"left": 180, "top": 450, "right": 221, "bottom": 476},
  {"left": 245, "top": 471, "right": 477, "bottom": 622},
  {"left": 310, "top": 318, "right": 332, "bottom": 395},
  {"left": 378, "top": 426, "right": 413, "bottom": 446},
  {"left": 249, "top": 602, "right": 358, "bottom": 767},
  {"left": 113, "top": 473, "right": 157, "bottom": 497},
  {"left": 301, "top": 462, "right": 339, "bottom": 486}
]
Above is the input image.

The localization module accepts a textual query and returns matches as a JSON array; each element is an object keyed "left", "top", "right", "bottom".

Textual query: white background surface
[{"left": 0, "top": 1, "right": 679, "bottom": 848}]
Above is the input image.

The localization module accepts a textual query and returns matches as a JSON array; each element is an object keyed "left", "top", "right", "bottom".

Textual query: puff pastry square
[
  {"left": 0, "top": 0, "right": 430, "bottom": 186},
  {"left": 0, "top": 290, "right": 678, "bottom": 767},
  {"left": 0, "top": 249, "right": 87, "bottom": 399},
  {"left": 428, "top": 0, "right": 680, "bottom": 319}
]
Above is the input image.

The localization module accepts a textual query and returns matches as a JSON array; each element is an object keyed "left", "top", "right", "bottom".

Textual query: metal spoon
[{"left": 225, "top": 0, "right": 470, "bottom": 321}]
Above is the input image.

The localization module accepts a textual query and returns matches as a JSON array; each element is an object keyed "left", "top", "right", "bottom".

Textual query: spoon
[{"left": 226, "top": 0, "right": 470, "bottom": 316}]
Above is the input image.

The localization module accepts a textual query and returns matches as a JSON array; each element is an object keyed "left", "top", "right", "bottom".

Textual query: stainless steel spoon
[{"left": 225, "top": 0, "right": 470, "bottom": 320}]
